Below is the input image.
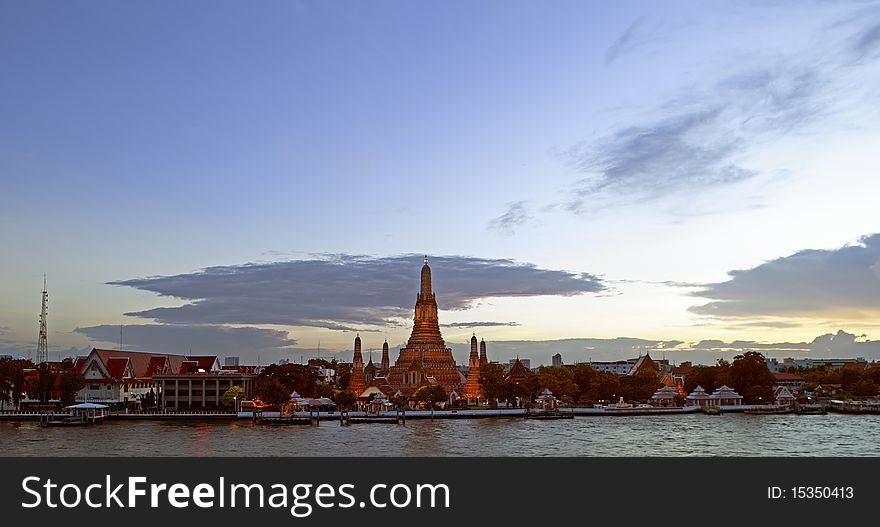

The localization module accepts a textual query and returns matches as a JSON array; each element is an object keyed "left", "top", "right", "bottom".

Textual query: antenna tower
[{"left": 36, "top": 275, "right": 49, "bottom": 364}]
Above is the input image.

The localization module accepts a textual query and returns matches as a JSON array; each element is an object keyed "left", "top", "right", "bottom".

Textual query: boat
[{"left": 702, "top": 407, "right": 722, "bottom": 415}]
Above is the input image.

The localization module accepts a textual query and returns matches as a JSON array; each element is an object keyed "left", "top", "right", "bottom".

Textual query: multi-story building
[
  {"left": 155, "top": 368, "right": 257, "bottom": 410},
  {"left": 74, "top": 348, "right": 234, "bottom": 410}
]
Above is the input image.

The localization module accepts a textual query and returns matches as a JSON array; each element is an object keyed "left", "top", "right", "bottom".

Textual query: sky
[{"left": 2, "top": 0, "right": 880, "bottom": 367}]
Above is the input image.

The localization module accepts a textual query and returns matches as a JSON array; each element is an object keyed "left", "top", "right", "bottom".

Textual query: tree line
[{"left": 0, "top": 358, "right": 86, "bottom": 409}]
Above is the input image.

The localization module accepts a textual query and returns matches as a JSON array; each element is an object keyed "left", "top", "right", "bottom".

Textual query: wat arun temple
[{"left": 348, "top": 257, "right": 487, "bottom": 402}]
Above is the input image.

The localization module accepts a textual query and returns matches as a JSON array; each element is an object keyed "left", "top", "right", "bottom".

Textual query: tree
[
  {"left": 537, "top": 366, "right": 579, "bottom": 399},
  {"left": 143, "top": 388, "right": 157, "bottom": 409},
  {"left": 9, "top": 360, "right": 31, "bottom": 409},
  {"left": 572, "top": 364, "right": 597, "bottom": 403},
  {"left": 35, "top": 362, "right": 56, "bottom": 403},
  {"left": 478, "top": 363, "right": 506, "bottom": 408},
  {"left": 332, "top": 390, "right": 357, "bottom": 409},
  {"left": 253, "top": 378, "right": 289, "bottom": 408},
  {"left": 336, "top": 363, "right": 352, "bottom": 391},
  {"left": 719, "top": 352, "right": 776, "bottom": 404},
  {"left": 58, "top": 370, "right": 85, "bottom": 405},
  {"left": 619, "top": 368, "right": 659, "bottom": 403},
  {"left": 0, "top": 360, "right": 13, "bottom": 410},
  {"left": 314, "top": 383, "right": 335, "bottom": 399},
  {"left": 222, "top": 385, "right": 245, "bottom": 409},
  {"left": 851, "top": 379, "right": 879, "bottom": 397},
  {"left": 259, "top": 363, "right": 320, "bottom": 397},
  {"left": 413, "top": 384, "right": 447, "bottom": 410},
  {"left": 683, "top": 366, "right": 720, "bottom": 394}
]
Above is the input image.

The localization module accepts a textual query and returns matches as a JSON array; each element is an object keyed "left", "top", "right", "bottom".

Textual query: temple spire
[
  {"left": 349, "top": 334, "right": 366, "bottom": 397},
  {"left": 420, "top": 255, "right": 433, "bottom": 297}
]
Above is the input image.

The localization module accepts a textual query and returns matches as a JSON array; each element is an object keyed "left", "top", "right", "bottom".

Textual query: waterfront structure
[
  {"left": 463, "top": 334, "right": 482, "bottom": 404},
  {"left": 686, "top": 386, "right": 712, "bottom": 408},
  {"left": 74, "top": 348, "right": 233, "bottom": 409},
  {"left": 348, "top": 335, "right": 367, "bottom": 397},
  {"left": 155, "top": 368, "right": 257, "bottom": 410},
  {"left": 774, "top": 386, "right": 796, "bottom": 407},
  {"left": 650, "top": 385, "right": 679, "bottom": 406},
  {"left": 709, "top": 385, "right": 744, "bottom": 407},
  {"left": 552, "top": 353, "right": 563, "bottom": 367}
]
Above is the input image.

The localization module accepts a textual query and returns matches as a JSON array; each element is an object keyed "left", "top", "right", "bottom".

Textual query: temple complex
[{"left": 349, "top": 257, "right": 481, "bottom": 399}]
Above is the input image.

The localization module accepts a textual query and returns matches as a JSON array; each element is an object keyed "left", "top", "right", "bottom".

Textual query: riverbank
[{"left": 0, "top": 404, "right": 802, "bottom": 421}]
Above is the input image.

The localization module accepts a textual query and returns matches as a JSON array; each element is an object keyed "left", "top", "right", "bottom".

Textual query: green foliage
[
  {"left": 850, "top": 379, "right": 879, "bottom": 397},
  {"left": 221, "top": 385, "right": 245, "bottom": 408},
  {"left": 259, "top": 363, "right": 320, "bottom": 397},
  {"left": 314, "top": 383, "right": 336, "bottom": 398},
  {"left": 683, "top": 366, "right": 721, "bottom": 394},
  {"left": 254, "top": 378, "right": 289, "bottom": 408},
  {"left": 336, "top": 363, "right": 352, "bottom": 391},
  {"left": 332, "top": 390, "right": 357, "bottom": 409},
  {"left": 537, "top": 366, "right": 579, "bottom": 399},
  {"left": 478, "top": 363, "right": 506, "bottom": 407},
  {"left": 143, "top": 388, "right": 157, "bottom": 409},
  {"left": 412, "top": 384, "right": 447, "bottom": 410},
  {"left": 58, "top": 370, "right": 85, "bottom": 405},
  {"left": 619, "top": 369, "right": 659, "bottom": 402},
  {"left": 35, "top": 363, "right": 56, "bottom": 403},
  {"left": 719, "top": 351, "right": 776, "bottom": 404}
]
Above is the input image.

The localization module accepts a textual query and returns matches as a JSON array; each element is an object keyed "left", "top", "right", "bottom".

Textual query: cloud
[
  {"left": 690, "top": 233, "right": 880, "bottom": 318},
  {"left": 442, "top": 321, "right": 520, "bottom": 328},
  {"left": 605, "top": 17, "right": 649, "bottom": 64},
  {"left": 564, "top": 107, "right": 755, "bottom": 210},
  {"left": 487, "top": 201, "right": 531, "bottom": 235},
  {"left": 74, "top": 324, "right": 298, "bottom": 357},
  {"left": 111, "top": 254, "right": 605, "bottom": 331},
  {"left": 489, "top": 3, "right": 880, "bottom": 219}
]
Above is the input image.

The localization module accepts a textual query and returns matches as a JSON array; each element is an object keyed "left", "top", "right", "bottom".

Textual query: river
[{"left": 2, "top": 413, "right": 878, "bottom": 456}]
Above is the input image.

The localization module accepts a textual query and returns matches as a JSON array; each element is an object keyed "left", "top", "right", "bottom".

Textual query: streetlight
[{"left": 233, "top": 395, "right": 238, "bottom": 414}]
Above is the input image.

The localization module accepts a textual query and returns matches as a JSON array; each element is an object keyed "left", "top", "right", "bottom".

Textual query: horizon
[{"left": 3, "top": 1, "right": 880, "bottom": 367}]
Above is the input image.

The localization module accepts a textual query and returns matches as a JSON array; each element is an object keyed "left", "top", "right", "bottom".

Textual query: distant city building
[
  {"left": 779, "top": 357, "right": 867, "bottom": 370},
  {"left": 552, "top": 353, "right": 563, "bottom": 367},
  {"left": 586, "top": 355, "right": 669, "bottom": 376},
  {"left": 224, "top": 356, "right": 240, "bottom": 367}
]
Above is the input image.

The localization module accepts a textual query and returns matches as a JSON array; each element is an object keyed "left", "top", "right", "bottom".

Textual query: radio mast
[{"left": 36, "top": 274, "right": 49, "bottom": 364}]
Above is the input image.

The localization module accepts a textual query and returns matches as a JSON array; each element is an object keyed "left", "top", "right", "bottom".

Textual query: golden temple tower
[
  {"left": 463, "top": 333, "right": 482, "bottom": 403},
  {"left": 387, "top": 256, "right": 465, "bottom": 396},
  {"left": 348, "top": 334, "right": 366, "bottom": 397}
]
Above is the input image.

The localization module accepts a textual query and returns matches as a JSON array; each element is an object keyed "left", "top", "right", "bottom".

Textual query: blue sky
[{"left": 3, "top": 0, "right": 880, "bottom": 366}]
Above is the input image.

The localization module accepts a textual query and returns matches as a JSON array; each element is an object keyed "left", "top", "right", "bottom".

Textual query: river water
[{"left": 2, "top": 414, "right": 878, "bottom": 456}]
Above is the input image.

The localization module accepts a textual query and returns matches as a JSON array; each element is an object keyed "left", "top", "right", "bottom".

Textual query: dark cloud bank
[
  {"left": 690, "top": 234, "right": 880, "bottom": 319},
  {"left": 111, "top": 254, "right": 604, "bottom": 331}
]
